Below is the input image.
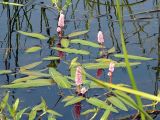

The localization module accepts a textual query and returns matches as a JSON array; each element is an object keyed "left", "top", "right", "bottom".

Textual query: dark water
[{"left": 0, "top": 0, "right": 160, "bottom": 119}]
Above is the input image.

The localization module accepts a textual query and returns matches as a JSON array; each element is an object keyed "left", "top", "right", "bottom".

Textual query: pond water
[{"left": 0, "top": 0, "right": 160, "bottom": 120}]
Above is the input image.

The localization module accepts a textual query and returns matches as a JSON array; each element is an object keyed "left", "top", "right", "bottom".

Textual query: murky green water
[{"left": 0, "top": 0, "right": 159, "bottom": 119}]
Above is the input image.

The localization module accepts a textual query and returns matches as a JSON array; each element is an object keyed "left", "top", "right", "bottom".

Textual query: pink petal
[
  {"left": 75, "top": 66, "right": 83, "bottom": 86},
  {"left": 58, "top": 13, "right": 65, "bottom": 27},
  {"left": 109, "top": 62, "right": 115, "bottom": 72},
  {"left": 57, "top": 27, "right": 61, "bottom": 32},
  {"left": 97, "top": 31, "right": 104, "bottom": 44}
]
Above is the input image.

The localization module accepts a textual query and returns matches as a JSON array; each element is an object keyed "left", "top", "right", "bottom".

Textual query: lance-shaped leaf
[
  {"left": 67, "top": 30, "right": 89, "bottom": 37},
  {"left": 17, "top": 31, "right": 48, "bottom": 40},
  {"left": 100, "top": 105, "right": 112, "bottom": 120},
  {"left": 1, "top": 79, "right": 54, "bottom": 88},
  {"left": 43, "top": 56, "right": 60, "bottom": 61},
  {"left": 107, "top": 96, "right": 128, "bottom": 111},
  {"left": 15, "top": 108, "right": 28, "bottom": 120},
  {"left": 49, "top": 68, "right": 71, "bottom": 88},
  {"left": 19, "top": 70, "right": 50, "bottom": 77},
  {"left": 25, "top": 46, "right": 41, "bottom": 53},
  {"left": 0, "top": 2, "right": 24, "bottom": 6},
  {"left": 20, "top": 61, "right": 42, "bottom": 71},
  {"left": 64, "top": 96, "right": 85, "bottom": 107},
  {"left": 0, "top": 70, "right": 12, "bottom": 75},
  {"left": 61, "top": 38, "right": 70, "bottom": 48},
  {"left": 12, "top": 76, "right": 40, "bottom": 83},
  {"left": 47, "top": 109, "right": 63, "bottom": 117},
  {"left": 52, "top": 47, "right": 90, "bottom": 55},
  {"left": 81, "top": 108, "right": 97, "bottom": 115},
  {"left": 114, "top": 54, "right": 153, "bottom": 61},
  {"left": 70, "top": 39, "right": 101, "bottom": 48},
  {"left": 86, "top": 97, "right": 118, "bottom": 113},
  {"left": 62, "top": 96, "right": 75, "bottom": 102},
  {"left": 0, "top": 92, "right": 9, "bottom": 112}
]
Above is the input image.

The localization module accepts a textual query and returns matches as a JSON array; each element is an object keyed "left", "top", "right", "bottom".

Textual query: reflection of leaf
[
  {"left": 49, "top": 68, "right": 71, "bottom": 88},
  {"left": 0, "top": 70, "right": 12, "bottom": 75},
  {"left": 70, "top": 39, "right": 101, "bottom": 48},
  {"left": 43, "top": 56, "right": 60, "bottom": 61},
  {"left": 17, "top": 31, "right": 48, "bottom": 40},
  {"left": 52, "top": 47, "right": 90, "bottom": 55},
  {"left": 61, "top": 39, "right": 70, "bottom": 48},
  {"left": 114, "top": 54, "right": 153, "bottom": 61},
  {"left": 67, "top": 30, "right": 89, "bottom": 37},
  {"left": 1, "top": 79, "right": 54, "bottom": 88},
  {"left": 25, "top": 46, "right": 41, "bottom": 53},
  {"left": 86, "top": 97, "right": 118, "bottom": 113},
  {"left": 0, "top": 2, "right": 24, "bottom": 6},
  {"left": 64, "top": 96, "right": 85, "bottom": 107}
]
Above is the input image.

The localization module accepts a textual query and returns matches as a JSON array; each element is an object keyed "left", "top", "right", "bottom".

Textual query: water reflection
[{"left": 0, "top": 0, "right": 160, "bottom": 119}]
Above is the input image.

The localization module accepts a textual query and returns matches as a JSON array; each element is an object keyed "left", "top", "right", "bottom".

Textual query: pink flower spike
[
  {"left": 58, "top": 13, "right": 65, "bottom": 27},
  {"left": 97, "top": 31, "right": 104, "bottom": 44},
  {"left": 109, "top": 62, "right": 115, "bottom": 72},
  {"left": 75, "top": 66, "right": 83, "bottom": 86},
  {"left": 57, "top": 27, "right": 61, "bottom": 33},
  {"left": 80, "top": 87, "right": 88, "bottom": 94}
]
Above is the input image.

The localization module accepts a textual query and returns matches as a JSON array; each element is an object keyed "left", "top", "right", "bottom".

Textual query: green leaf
[
  {"left": 29, "top": 110, "right": 37, "bottom": 120},
  {"left": 0, "top": 70, "right": 12, "bottom": 75},
  {"left": 52, "top": 47, "right": 90, "bottom": 55},
  {"left": 69, "top": 57, "right": 80, "bottom": 68},
  {"left": 107, "top": 96, "right": 128, "bottom": 111},
  {"left": 114, "top": 54, "right": 153, "bottom": 61},
  {"left": 100, "top": 105, "right": 112, "bottom": 120},
  {"left": 47, "top": 109, "right": 63, "bottom": 117},
  {"left": 49, "top": 68, "right": 71, "bottom": 88},
  {"left": 62, "top": 0, "right": 71, "bottom": 10},
  {"left": 113, "top": 90, "right": 137, "bottom": 109},
  {"left": 82, "top": 62, "right": 141, "bottom": 69},
  {"left": 19, "top": 70, "right": 50, "bottom": 77},
  {"left": 13, "top": 99, "right": 19, "bottom": 112},
  {"left": 15, "top": 108, "right": 28, "bottom": 120},
  {"left": 17, "top": 31, "right": 48, "bottom": 40},
  {"left": 7, "top": 103, "right": 14, "bottom": 117},
  {"left": 61, "top": 38, "right": 70, "bottom": 48},
  {"left": 51, "top": 0, "right": 58, "bottom": 4},
  {"left": 108, "top": 47, "right": 116, "bottom": 54},
  {"left": 43, "top": 56, "right": 60, "bottom": 61},
  {"left": 67, "top": 30, "right": 89, "bottom": 37},
  {"left": 81, "top": 108, "right": 97, "bottom": 115},
  {"left": 86, "top": 97, "right": 118, "bottom": 113},
  {"left": 62, "top": 96, "right": 75, "bottom": 102},
  {"left": 25, "top": 46, "right": 41, "bottom": 53},
  {"left": 70, "top": 39, "right": 101, "bottom": 48},
  {"left": 0, "top": 2, "right": 24, "bottom": 6},
  {"left": 64, "top": 96, "right": 85, "bottom": 107},
  {"left": 1, "top": 79, "right": 54, "bottom": 88},
  {"left": 85, "top": 72, "right": 160, "bottom": 102},
  {"left": 20, "top": 61, "right": 42, "bottom": 71},
  {"left": 48, "top": 114, "right": 56, "bottom": 120},
  {"left": 12, "top": 76, "right": 39, "bottom": 83},
  {"left": 0, "top": 92, "right": 9, "bottom": 112}
]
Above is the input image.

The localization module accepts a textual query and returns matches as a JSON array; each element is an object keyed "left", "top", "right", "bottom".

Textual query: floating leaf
[
  {"left": 114, "top": 54, "right": 153, "bottom": 61},
  {"left": 82, "top": 62, "right": 141, "bottom": 69},
  {"left": 43, "top": 56, "right": 60, "bottom": 61},
  {"left": 49, "top": 68, "right": 71, "bottom": 88},
  {"left": 107, "top": 96, "right": 128, "bottom": 111},
  {"left": 100, "top": 105, "right": 112, "bottom": 120},
  {"left": 108, "top": 47, "right": 116, "bottom": 54},
  {"left": 1, "top": 79, "right": 54, "bottom": 88},
  {"left": 0, "top": 70, "right": 12, "bottom": 75},
  {"left": 70, "top": 39, "right": 101, "bottom": 48},
  {"left": 12, "top": 76, "right": 39, "bottom": 83},
  {"left": 81, "top": 108, "right": 97, "bottom": 115},
  {"left": 17, "top": 31, "right": 48, "bottom": 40},
  {"left": 52, "top": 47, "right": 90, "bottom": 55},
  {"left": 69, "top": 57, "right": 80, "bottom": 68},
  {"left": 19, "top": 70, "right": 50, "bottom": 77},
  {"left": 25, "top": 46, "right": 41, "bottom": 53},
  {"left": 20, "top": 61, "right": 42, "bottom": 71},
  {"left": 64, "top": 96, "right": 85, "bottom": 107},
  {"left": 61, "top": 38, "right": 70, "bottom": 48},
  {"left": 96, "top": 58, "right": 112, "bottom": 63},
  {"left": 0, "top": 2, "right": 24, "bottom": 6},
  {"left": 86, "top": 98, "right": 118, "bottom": 113},
  {"left": 62, "top": 96, "right": 75, "bottom": 102},
  {"left": 67, "top": 30, "right": 89, "bottom": 37}
]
